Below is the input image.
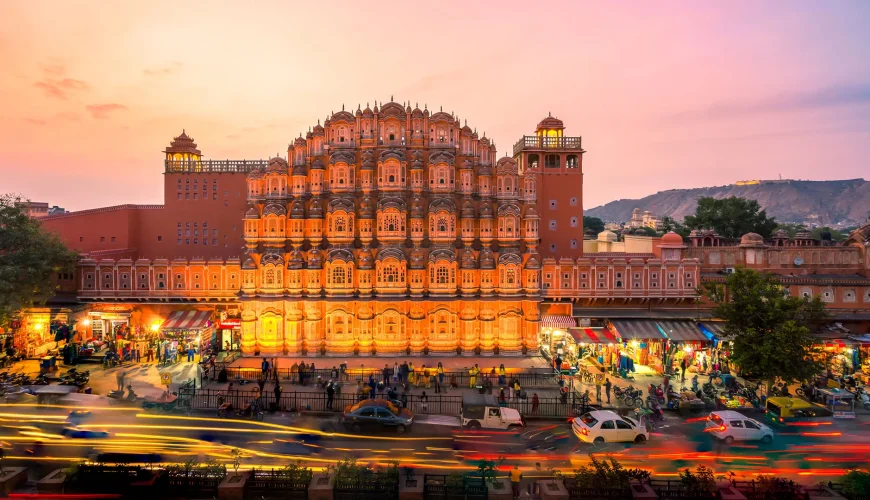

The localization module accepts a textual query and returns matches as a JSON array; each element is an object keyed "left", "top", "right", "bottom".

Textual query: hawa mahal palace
[{"left": 24, "top": 99, "right": 870, "bottom": 359}]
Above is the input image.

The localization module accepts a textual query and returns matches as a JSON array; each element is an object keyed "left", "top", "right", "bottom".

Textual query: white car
[
  {"left": 572, "top": 410, "right": 649, "bottom": 445},
  {"left": 705, "top": 411, "right": 774, "bottom": 444}
]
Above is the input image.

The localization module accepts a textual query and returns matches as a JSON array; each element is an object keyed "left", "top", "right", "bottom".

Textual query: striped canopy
[
  {"left": 540, "top": 315, "right": 577, "bottom": 329},
  {"left": 160, "top": 310, "right": 212, "bottom": 330}
]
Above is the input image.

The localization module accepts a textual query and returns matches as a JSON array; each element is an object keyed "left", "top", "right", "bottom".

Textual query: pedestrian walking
[
  {"left": 261, "top": 357, "right": 269, "bottom": 380},
  {"left": 508, "top": 378, "right": 515, "bottom": 400},
  {"left": 393, "top": 362, "right": 400, "bottom": 383},
  {"left": 510, "top": 465, "right": 523, "bottom": 499},
  {"left": 327, "top": 382, "right": 336, "bottom": 410},
  {"left": 469, "top": 364, "right": 480, "bottom": 388},
  {"left": 290, "top": 362, "right": 299, "bottom": 384},
  {"left": 605, "top": 377, "right": 612, "bottom": 405},
  {"left": 274, "top": 382, "right": 283, "bottom": 411},
  {"left": 116, "top": 370, "right": 126, "bottom": 392},
  {"left": 420, "top": 391, "right": 429, "bottom": 413},
  {"left": 680, "top": 358, "right": 687, "bottom": 383},
  {"left": 437, "top": 362, "right": 444, "bottom": 385},
  {"left": 423, "top": 365, "right": 431, "bottom": 389},
  {"left": 146, "top": 346, "right": 153, "bottom": 363},
  {"left": 257, "top": 375, "right": 266, "bottom": 394},
  {"left": 531, "top": 393, "right": 540, "bottom": 414},
  {"left": 340, "top": 361, "right": 348, "bottom": 382},
  {"left": 499, "top": 387, "right": 506, "bottom": 405},
  {"left": 595, "top": 374, "right": 603, "bottom": 403},
  {"left": 272, "top": 357, "right": 279, "bottom": 381},
  {"left": 187, "top": 345, "right": 195, "bottom": 363},
  {"left": 513, "top": 379, "right": 522, "bottom": 400},
  {"left": 383, "top": 364, "right": 391, "bottom": 385},
  {"left": 498, "top": 364, "right": 506, "bottom": 386}
]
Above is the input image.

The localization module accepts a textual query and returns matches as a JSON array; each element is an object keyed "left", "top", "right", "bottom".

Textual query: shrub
[
  {"left": 842, "top": 470, "right": 870, "bottom": 497},
  {"left": 570, "top": 457, "right": 649, "bottom": 490},
  {"left": 678, "top": 466, "right": 716, "bottom": 497}
]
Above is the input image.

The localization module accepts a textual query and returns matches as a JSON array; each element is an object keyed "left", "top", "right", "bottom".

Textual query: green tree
[
  {"left": 660, "top": 216, "right": 690, "bottom": 237},
  {"left": 704, "top": 268, "right": 827, "bottom": 384},
  {"left": 684, "top": 197, "right": 778, "bottom": 238},
  {"left": 630, "top": 227, "right": 657, "bottom": 237},
  {"left": 0, "top": 195, "right": 77, "bottom": 327},
  {"left": 842, "top": 470, "right": 870, "bottom": 497},
  {"left": 583, "top": 216, "right": 605, "bottom": 234}
]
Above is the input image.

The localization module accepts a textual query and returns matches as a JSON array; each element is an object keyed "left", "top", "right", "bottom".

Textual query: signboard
[
  {"left": 219, "top": 319, "right": 241, "bottom": 329},
  {"left": 160, "top": 373, "right": 172, "bottom": 386},
  {"left": 833, "top": 410, "right": 856, "bottom": 419}
]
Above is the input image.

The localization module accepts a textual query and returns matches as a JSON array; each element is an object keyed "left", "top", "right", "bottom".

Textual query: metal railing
[
  {"left": 512, "top": 136, "right": 582, "bottom": 155},
  {"left": 165, "top": 160, "right": 268, "bottom": 173},
  {"left": 214, "top": 366, "right": 560, "bottom": 389}
]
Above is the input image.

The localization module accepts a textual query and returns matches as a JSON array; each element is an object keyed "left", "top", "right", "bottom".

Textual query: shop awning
[
  {"left": 700, "top": 322, "right": 726, "bottom": 340},
  {"left": 540, "top": 315, "right": 576, "bottom": 329},
  {"left": 160, "top": 310, "right": 212, "bottom": 330},
  {"left": 609, "top": 320, "right": 666, "bottom": 341},
  {"left": 656, "top": 321, "right": 709, "bottom": 343},
  {"left": 569, "top": 328, "right": 618, "bottom": 344}
]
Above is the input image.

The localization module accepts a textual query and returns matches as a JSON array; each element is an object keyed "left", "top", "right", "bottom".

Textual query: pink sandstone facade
[{"left": 26, "top": 100, "right": 870, "bottom": 358}]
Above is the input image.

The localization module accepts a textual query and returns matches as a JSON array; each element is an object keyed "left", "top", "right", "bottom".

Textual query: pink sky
[{"left": 2, "top": 1, "right": 869, "bottom": 211}]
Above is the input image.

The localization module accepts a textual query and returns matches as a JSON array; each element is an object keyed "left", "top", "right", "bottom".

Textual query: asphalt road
[{"left": 1, "top": 403, "right": 868, "bottom": 482}]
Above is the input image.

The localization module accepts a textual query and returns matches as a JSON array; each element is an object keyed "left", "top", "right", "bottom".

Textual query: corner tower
[{"left": 513, "top": 114, "right": 585, "bottom": 258}]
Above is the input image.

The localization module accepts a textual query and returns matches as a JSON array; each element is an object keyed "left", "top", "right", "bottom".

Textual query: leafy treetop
[
  {"left": 704, "top": 268, "right": 827, "bottom": 384},
  {"left": 0, "top": 194, "right": 77, "bottom": 327},
  {"left": 684, "top": 196, "right": 778, "bottom": 239}
]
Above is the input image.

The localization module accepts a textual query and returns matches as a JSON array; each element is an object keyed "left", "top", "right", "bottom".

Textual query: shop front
[
  {"left": 85, "top": 311, "right": 131, "bottom": 343},
  {"left": 608, "top": 320, "right": 668, "bottom": 374},
  {"left": 568, "top": 326, "right": 621, "bottom": 373},
  {"left": 13, "top": 309, "right": 73, "bottom": 358},
  {"left": 539, "top": 314, "right": 578, "bottom": 361},
  {"left": 158, "top": 310, "right": 214, "bottom": 363},
  {"left": 217, "top": 318, "right": 242, "bottom": 352},
  {"left": 656, "top": 321, "right": 714, "bottom": 376}
]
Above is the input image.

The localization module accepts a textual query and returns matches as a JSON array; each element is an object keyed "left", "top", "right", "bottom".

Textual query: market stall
[
  {"left": 567, "top": 327, "right": 620, "bottom": 373},
  {"left": 158, "top": 310, "right": 213, "bottom": 363},
  {"left": 539, "top": 314, "right": 577, "bottom": 361},
  {"left": 609, "top": 320, "right": 668, "bottom": 374}
]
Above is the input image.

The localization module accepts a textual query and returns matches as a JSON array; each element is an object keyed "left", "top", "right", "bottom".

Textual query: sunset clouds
[{"left": 1, "top": 1, "right": 869, "bottom": 211}]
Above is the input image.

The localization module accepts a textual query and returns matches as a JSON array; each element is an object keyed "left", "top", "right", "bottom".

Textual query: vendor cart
[{"left": 816, "top": 388, "right": 856, "bottom": 419}]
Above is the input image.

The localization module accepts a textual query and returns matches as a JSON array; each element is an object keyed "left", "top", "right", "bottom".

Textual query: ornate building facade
[{"left": 30, "top": 100, "right": 870, "bottom": 359}]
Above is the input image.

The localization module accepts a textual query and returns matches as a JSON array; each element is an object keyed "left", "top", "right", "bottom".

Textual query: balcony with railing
[
  {"left": 512, "top": 136, "right": 583, "bottom": 156},
  {"left": 165, "top": 160, "right": 268, "bottom": 174}
]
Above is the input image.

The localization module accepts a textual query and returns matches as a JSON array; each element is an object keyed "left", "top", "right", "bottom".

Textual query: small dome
[
  {"left": 479, "top": 248, "right": 495, "bottom": 269},
  {"left": 460, "top": 247, "right": 477, "bottom": 269},
  {"left": 242, "top": 257, "right": 257, "bottom": 270},
  {"left": 293, "top": 136, "right": 307, "bottom": 148},
  {"left": 410, "top": 247, "right": 426, "bottom": 269},
  {"left": 461, "top": 159, "right": 473, "bottom": 169},
  {"left": 740, "top": 232, "right": 765, "bottom": 246},
  {"left": 308, "top": 200, "right": 323, "bottom": 218},
  {"left": 536, "top": 114, "right": 565, "bottom": 130},
  {"left": 244, "top": 207, "right": 259, "bottom": 219},
  {"left": 307, "top": 249, "right": 322, "bottom": 268},
  {"left": 479, "top": 203, "right": 493, "bottom": 218},
  {"left": 312, "top": 123, "right": 324, "bottom": 135},
  {"left": 461, "top": 124, "right": 472, "bottom": 134},
  {"left": 288, "top": 250, "right": 305, "bottom": 269},
  {"left": 311, "top": 158, "right": 325, "bottom": 170},
  {"left": 524, "top": 206, "right": 538, "bottom": 218},
  {"left": 292, "top": 163, "right": 307, "bottom": 176},
  {"left": 525, "top": 252, "right": 541, "bottom": 270},
  {"left": 689, "top": 229, "right": 702, "bottom": 237},
  {"left": 773, "top": 228, "right": 789, "bottom": 239},
  {"left": 660, "top": 232, "right": 683, "bottom": 246},
  {"left": 461, "top": 199, "right": 476, "bottom": 218},
  {"left": 358, "top": 249, "right": 374, "bottom": 269},
  {"left": 362, "top": 105, "right": 373, "bottom": 118},
  {"left": 266, "top": 157, "right": 288, "bottom": 173},
  {"left": 290, "top": 201, "right": 305, "bottom": 218},
  {"left": 359, "top": 196, "right": 374, "bottom": 218},
  {"left": 597, "top": 230, "right": 618, "bottom": 242},
  {"left": 477, "top": 164, "right": 492, "bottom": 176}
]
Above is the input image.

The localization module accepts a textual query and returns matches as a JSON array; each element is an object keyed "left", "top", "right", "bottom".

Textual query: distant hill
[{"left": 586, "top": 179, "right": 870, "bottom": 226}]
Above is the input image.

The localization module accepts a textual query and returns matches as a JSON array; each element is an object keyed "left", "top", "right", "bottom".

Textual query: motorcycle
[
  {"left": 237, "top": 399, "right": 265, "bottom": 421},
  {"left": 648, "top": 384, "right": 665, "bottom": 405},
  {"left": 614, "top": 386, "right": 643, "bottom": 408},
  {"left": 855, "top": 387, "right": 870, "bottom": 410}
]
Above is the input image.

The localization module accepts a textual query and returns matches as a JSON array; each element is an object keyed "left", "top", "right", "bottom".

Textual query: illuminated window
[{"left": 332, "top": 266, "right": 346, "bottom": 285}]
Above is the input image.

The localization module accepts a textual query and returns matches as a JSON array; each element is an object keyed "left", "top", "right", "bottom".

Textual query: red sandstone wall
[
  {"left": 537, "top": 166, "right": 584, "bottom": 259},
  {"left": 40, "top": 205, "right": 142, "bottom": 258}
]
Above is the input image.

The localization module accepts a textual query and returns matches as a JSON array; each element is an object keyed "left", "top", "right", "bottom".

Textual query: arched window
[
  {"left": 265, "top": 269, "right": 275, "bottom": 286},
  {"left": 334, "top": 216, "right": 346, "bottom": 233},
  {"left": 332, "top": 266, "right": 345, "bottom": 285},
  {"left": 436, "top": 266, "right": 449, "bottom": 284},
  {"left": 506, "top": 268, "right": 516, "bottom": 284},
  {"left": 383, "top": 265, "right": 399, "bottom": 283},
  {"left": 437, "top": 216, "right": 448, "bottom": 233}
]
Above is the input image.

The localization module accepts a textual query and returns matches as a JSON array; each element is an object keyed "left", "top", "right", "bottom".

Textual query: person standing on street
[
  {"left": 326, "top": 382, "right": 335, "bottom": 410},
  {"left": 116, "top": 370, "right": 126, "bottom": 392},
  {"left": 595, "top": 374, "right": 603, "bottom": 403},
  {"left": 261, "top": 357, "right": 269, "bottom": 381},
  {"left": 510, "top": 465, "right": 523, "bottom": 499},
  {"left": 680, "top": 357, "right": 687, "bottom": 383},
  {"left": 604, "top": 378, "right": 612, "bottom": 405},
  {"left": 274, "top": 382, "right": 283, "bottom": 412},
  {"left": 383, "top": 364, "right": 391, "bottom": 385},
  {"left": 187, "top": 344, "right": 195, "bottom": 363}
]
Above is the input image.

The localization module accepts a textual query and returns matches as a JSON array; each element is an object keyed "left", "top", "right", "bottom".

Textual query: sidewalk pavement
[{"left": 229, "top": 355, "right": 552, "bottom": 372}]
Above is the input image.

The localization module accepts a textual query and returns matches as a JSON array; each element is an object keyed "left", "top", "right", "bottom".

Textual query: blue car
[{"left": 61, "top": 427, "right": 109, "bottom": 439}]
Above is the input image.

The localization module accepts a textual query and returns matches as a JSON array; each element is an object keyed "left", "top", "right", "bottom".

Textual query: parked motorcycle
[
  {"left": 648, "top": 383, "right": 666, "bottom": 405},
  {"left": 614, "top": 386, "right": 644, "bottom": 408},
  {"left": 856, "top": 387, "right": 870, "bottom": 410}
]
